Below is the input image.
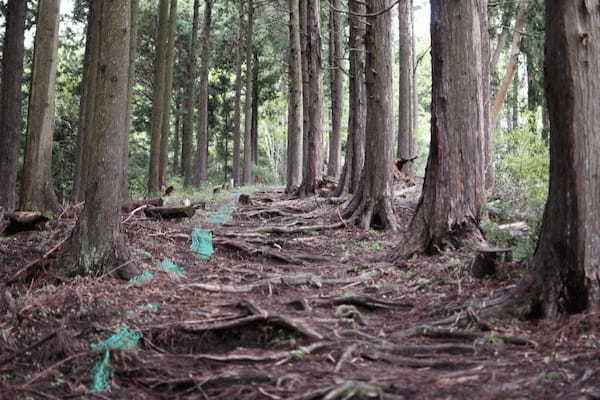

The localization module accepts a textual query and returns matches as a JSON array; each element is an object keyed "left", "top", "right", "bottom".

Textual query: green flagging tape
[
  {"left": 90, "top": 326, "right": 142, "bottom": 392},
  {"left": 191, "top": 229, "right": 214, "bottom": 261},
  {"left": 160, "top": 259, "right": 184, "bottom": 275},
  {"left": 209, "top": 201, "right": 236, "bottom": 225},
  {"left": 129, "top": 271, "right": 154, "bottom": 284}
]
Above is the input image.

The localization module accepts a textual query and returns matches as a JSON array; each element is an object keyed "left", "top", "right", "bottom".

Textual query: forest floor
[{"left": 1, "top": 184, "right": 599, "bottom": 399}]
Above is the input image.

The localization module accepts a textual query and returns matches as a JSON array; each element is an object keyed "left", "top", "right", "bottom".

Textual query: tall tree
[
  {"left": 397, "top": 0, "right": 415, "bottom": 172},
  {"left": 159, "top": 0, "right": 178, "bottom": 188},
  {"left": 242, "top": 0, "right": 255, "bottom": 185},
  {"left": 0, "top": 0, "right": 27, "bottom": 211},
  {"left": 298, "top": 0, "right": 323, "bottom": 195},
  {"left": 341, "top": 0, "right": 396, "bottom": 230},
  {"left": 72, "top": 1, "right": 100, "bottom": 203},
  {"left": 60, "top": 0, "right": 131, "bottom": 276},
  {"left": 327, "top": 0, "right": 342, "bottom": 178},
  {"left": 194, "top": 0, "right": 213, "bottom": 186},
  {"left": 397, "top": 0, "right": 488, "bottom": 256},
  {"left": 182, "top": 0, "right": 200, "bottom": 187},
  {"left": 21, "top": 0, "right": 61, "bottom": 213},
  {"left": 491, "top": 0, "right": 529, "bottom": 128},
  {"left": 147, "top": 0, "right": 170, "bottom": 194},
  {"left": 335, "top": 0, "right": 366, "bottom": 196},
  {"left": 300, "top": 0, "right": 311, "bottom": 183},
  {"left": 232, "top": 2, "right": 245, "bottom": 187},
  {"left": 493, "top": 0, "right": 600, "bottom": 318},
  {"left": 286, "top": 0, "right": 303, "bottom": 193}
]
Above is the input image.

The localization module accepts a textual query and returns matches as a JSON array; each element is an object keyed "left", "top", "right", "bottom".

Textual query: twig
[
  {"left": 334, "top": 343, "right": 358, "bottom": 373},
  {"left": 122, "top": 204, "right": 149, "bottom": 224}
]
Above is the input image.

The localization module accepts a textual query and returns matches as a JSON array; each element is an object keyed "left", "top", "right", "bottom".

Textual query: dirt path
[{"left": 1, "top": 188, "right": 599, "bottom": 399}]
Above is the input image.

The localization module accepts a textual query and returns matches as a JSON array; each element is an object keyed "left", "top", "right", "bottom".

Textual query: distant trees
[
  {"left": 397, "top": 0, "right": 416, "bottom": 173},
  {"left": 242, "top": 0, "right": 255, "bottom": 185},
  {"left": 286, "top": 0, "right": 303, "bottom": 193},
  {"left": 21, "top": 0, "right": 61, "bottom": 213},
  {"left": 327, "top": 0, "right": 342, "bottom": 179},
  {"left": 0, "top": 0, "right": 27, "bottom": 212}
]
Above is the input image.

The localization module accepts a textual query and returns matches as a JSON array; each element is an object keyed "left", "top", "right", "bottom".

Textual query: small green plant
[{"left": 290, "top": 346, "right": 312, "bottom": 361}]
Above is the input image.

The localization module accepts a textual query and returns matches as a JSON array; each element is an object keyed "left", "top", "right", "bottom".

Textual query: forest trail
[{"left": 1, "top": 187, "right": 599, "bottom": 399}]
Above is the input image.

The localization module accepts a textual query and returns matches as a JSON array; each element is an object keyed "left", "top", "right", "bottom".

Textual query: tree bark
[
  {"left": 122, "top": 0, "right": 139, "bottom": 201},
  {"left": 511, "top": 0, "right": 600, "bottom": 317},
  {"left": 21, "top": 0, "right": 61, "bottom": 213},
  {"left": 341, "top": 0, "right": 396, "bottom": 231},
  {"left": 337, "top": 0, "right": 366, "bottom": 196},
  {"left": 286, "top": 0, "right": 303, "bottom": 193},
  {"left": 242, "top": 0, "right": 255, "bottom": 185},
  {"left": 147, "top": 0, "right": 170, "bottom": 195},
  {"left": 299, "top": 0, "right": 310, "bottom": 184},
  {"left": 0, "top": 0, "right": 27, "bottom": 211},
  {"left": 60, "top": 0, "right": 131, "bottom": 276},
  {"left": 397, "top": 0, "right": 415, "bottom": 174},
  {"left": 251, "top": 50, "right": 260, "bottom": 165},
  {"left": 182, "top": 0, "right": 200, "bottom": 187},
  {"left": 194, "top": 0, "right": 213, "bottom": 186},
  {"left": 397, "top": 0, "right": 487, "bottom": 256},
  {"left": 72, "top": 1, "right": 100, "bottom": 204},
  {"left": 232, "top": 2, "right": 244, "bottom": 187},
  {"left": 299, "top": 0, "right": 323, "bottom": 196},
  {"left": 491, "top": 0, "right": 529, "bottom": 129},
  {"left": 159, "top": 0, "right": 178, "bottom": 188},
  {"left": 327, "top": 0, "right": 342, "bottom": 179}
]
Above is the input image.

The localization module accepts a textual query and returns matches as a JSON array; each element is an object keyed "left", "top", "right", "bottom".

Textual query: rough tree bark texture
[
  {"left": 0, "top": 0, "right": 27, "bottom": 211},
  {"left": 21, "top": 0, "right": 61, "bottom": 213},
  {"left": 148, "top": 0, "right": 170, "bottom": 194},
  {"left": 195, "top": 0, "right": 213, "bottom": 186},
  {"left": 398, "top": 0, "right": 487, "bottom": 256},
  {"left": 61, "top": 0, "right": 131, "bottom": 276},
  {"left": 242, "top": 0, "right": 255, "bottom": 186},
  {"left": 251, "top": 50, "right": 260, "bottom": 165},
  {"left": 159, "top": 0, "right": 178, "bottom": 188},
  {"left": 327, "top": 0, "right": 342, "bottom": 178},
  {"left": 502, "top": 0, "right": 600, "bottom": 318},
  {"left": 122, "top": 0, "right": 139, "bottom": 201},
  {"left": 397, "top": 0, "right": 415, "bottom": 173},
  {"left": 299, "top": 0, "right": 310, "bottom": 184},
  {"left": 286, "top": 0, "right": 303, "bottom": 193},
  {"left": 299, "top": 0, "right": 323, "bottom": 196},
  {"left": 232, "top": 3, "right": 244, "bottom": 187},
  {"left": 72, "top": 1, "right": 100, "bottom": 203},
  {"left": 336, "top": 0, "right": 367, "bottom": 196},
  {"left": 182, "top": 0, "right": 200, "bottom": 187},
  {"left": 342, "top": 0, "right": 396, "bottom": 231}
]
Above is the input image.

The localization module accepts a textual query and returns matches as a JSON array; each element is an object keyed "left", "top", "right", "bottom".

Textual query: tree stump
[
  {"left": 143, "top": 206, "right": 195, "bottom": 219},
  {"left": 2, "top": 212, "right": 50, "bottom": 235},
  {"left": 470, "top": 247, "right": 513, "bottom": 279},
  {"left": 238, "top": 194, "right": 252, "bottom": 205}
]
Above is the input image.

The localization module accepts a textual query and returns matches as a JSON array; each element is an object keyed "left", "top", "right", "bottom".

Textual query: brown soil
[{"left": 1, "top": 188, "right": 599, "bottom": 399}]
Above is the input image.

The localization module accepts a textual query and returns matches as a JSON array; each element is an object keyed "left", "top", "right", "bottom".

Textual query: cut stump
[
  {"left": 470, "top": 247, "right": 513, "bottom": 279},
  {"left": 1, "top": 212, "right": 50, "bottom": 235},
  {"left": 144, "top": 206, "right": 195, "bottom": 219}
]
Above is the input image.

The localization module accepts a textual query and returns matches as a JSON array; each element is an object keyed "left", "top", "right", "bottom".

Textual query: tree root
[
  {"left": 309, "top": 295, "right": 413, "bottom": 311},
  {"left": 406, "top": 327, "right": 537, "bottom": 347},
  {"left": 255, "top": 222, "right": 345, "bottom": 234}
]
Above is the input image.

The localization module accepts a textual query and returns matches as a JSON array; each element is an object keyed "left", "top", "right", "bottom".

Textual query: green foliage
[
  {"left": 481, "top": 220, "right": 537, "bottom": 262},
  {"left": 493, "top": 112, "right": 549, "bottom": 218}
]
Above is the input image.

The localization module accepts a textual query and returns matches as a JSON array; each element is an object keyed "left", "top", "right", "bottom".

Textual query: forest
[{"left": 0, "top": 0, "right": 599, "bottom": 398}]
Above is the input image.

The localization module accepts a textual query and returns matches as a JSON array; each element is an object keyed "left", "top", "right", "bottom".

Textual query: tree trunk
[
  {"left": 397, "top": 0, "right": 415, "bottom": 174},
  {"left": 182, "top": 0, "right": 200, "bottom": 187},
  {"left": 148, "top": 0, "right": 170, "bottom": 195},
  {"left": 286, "top": 0, "right": 303, "bottom": 193},
  {"left": 491, "top": 0, "right": 529, "bottom": 129},
  {"left": 72, "top": 1, "right": 100, "bottom": 204},
  {"left": 300, "top": 0, "right": 311, "bottom": 184},
  {"left": 299, "top": 0, "right": 323, "bottom": 196},
  {"left": 21, "top": 0, "right": 61, "bottom": 213},
  {"left": 122, "top": 0, "right": 139, "bottom": 201},
  {"left": 194, "top": 0, "right": 213, "bottom": 186},
  {"left": 251, "top": 50, "right": 260, "bottom": 165},
  {"left": 60, "top": 0, "right": 131, "bottom": 276},
  {"left": 327, "top": 0, "right": 342, "bottom": 178},
  {"left": 336, "top": 0, "right": 367, "bottom": 196},
  {"left": 242, "top": 0, "right": 255, "bottom": 185},
  {"left": 341, "top": 0, "right": 396, "bottom": 231},
  {"left": 232, "top": 2, "right": 244, "bottom": 187},
  {"left": 173, "top": 92, "right": 181, "bottom": 175},
  {"left": 159, "top": 0, "right": 178, "bottom": 188},
  {"left": 0, "top": 0, "right": 27, "bottom": 212},
  {"left": 397, "top": 0, "right": 487, "bottom": 257}
]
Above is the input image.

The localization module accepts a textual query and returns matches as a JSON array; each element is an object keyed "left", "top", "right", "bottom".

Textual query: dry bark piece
[
  {"left": 2, "top": 212, "right": 49, "bottom": 235},
  {"left": 143, "top": 205, "right": 195, "bottom": 219},
  {"left": 121, "top": 197, "right": 163, "bottom": 213},
  {"left": 470, "top": 247, "right": 513, "bottom": 279}
]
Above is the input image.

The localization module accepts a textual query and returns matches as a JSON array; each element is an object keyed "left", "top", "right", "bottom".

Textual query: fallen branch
[
  {"left": 144, "top": 206, "right": 195, "bottom": 219},
  {"left": 2, "top": 212, "right": 49, "bottom": 235}
]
